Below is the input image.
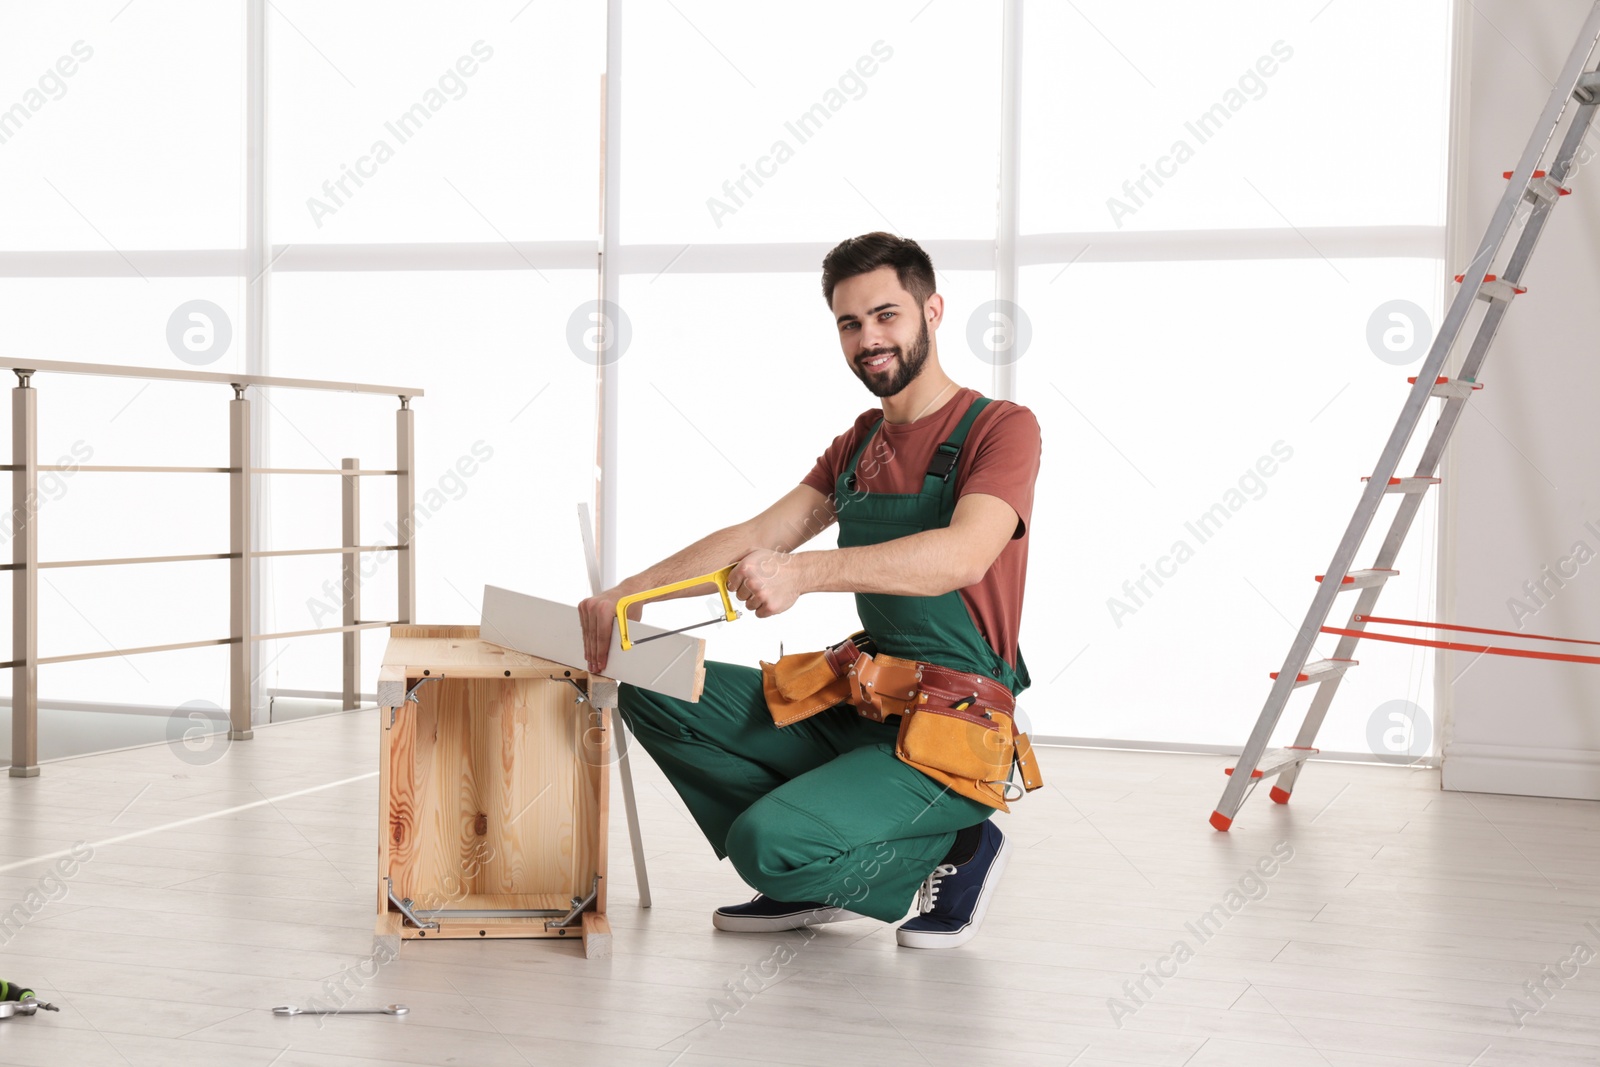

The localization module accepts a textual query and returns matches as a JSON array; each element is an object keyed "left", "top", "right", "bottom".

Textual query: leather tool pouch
[
  {"left": 844, "top": 652, "right": 924, "bottom": 722},
  {"left": 759, "top": 649, "right": 851, "bottom": 727},
  {"left": 895, "top": 704, "right": 1044, "bottom": 813},
  {"left": 758, "top": 631, "right": 874, "bottom": 727}
]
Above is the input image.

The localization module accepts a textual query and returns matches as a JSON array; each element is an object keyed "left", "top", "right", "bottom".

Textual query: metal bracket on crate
[
  {"left": 386, "top": 876, "right": 439, "bottom": 931},
  {"left": 393, "top": 873, "right": 603, "bottom": 925},
  {"left": 546, "top": 874, "right": 602, "bottom": 931},
  {"left": 391, "top": 673, "right": 445, "bottom": 728}
]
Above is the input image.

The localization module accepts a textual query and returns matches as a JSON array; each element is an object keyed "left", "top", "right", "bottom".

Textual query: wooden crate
[{"left": 373, "top": 624, "right": 611, "bottom": 959}]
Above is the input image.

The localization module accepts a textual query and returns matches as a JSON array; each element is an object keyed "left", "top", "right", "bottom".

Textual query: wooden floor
[{"left": 1, "top": 709, "right": 1598, "bottom": 1066}]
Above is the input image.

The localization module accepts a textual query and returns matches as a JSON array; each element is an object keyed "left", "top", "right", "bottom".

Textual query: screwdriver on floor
[{"left": 0, "top": 979, "right": 59, "bottom": 1015}]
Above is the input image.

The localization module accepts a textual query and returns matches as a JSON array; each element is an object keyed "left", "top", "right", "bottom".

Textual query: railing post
[
  {"left": 10, "top": 370, "right": 38, "bottom": 777},
  {"left": 342, "top": 456, "right": 360, "bottom": 710},
  {"left": 396, "top": 397, "right": 415, "bottom": 624},
  {"left": 229, "top": 385, "right": 254, "bottom": 740}
]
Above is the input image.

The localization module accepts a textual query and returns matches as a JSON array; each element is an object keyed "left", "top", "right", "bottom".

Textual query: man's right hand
[{"left": 578, "top": 589, "right": 643, "bottom": 675}]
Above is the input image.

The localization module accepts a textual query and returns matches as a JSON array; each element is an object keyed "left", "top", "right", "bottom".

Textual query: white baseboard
[{"left": 1442, "top": 742, "right": 1600, "bottom": 800}]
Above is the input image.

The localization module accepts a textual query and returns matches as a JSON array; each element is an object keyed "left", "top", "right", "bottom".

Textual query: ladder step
[
  {"left": 1225, "top": 746, "right": 1320, "bottom": 780},
  {"left": 1259, "top": 746, "right": 1320, "bottom": 777},
  {"left": 1270, "top": 657, "right": 1358, "bottom": 688},
  {"left": 1574, "top": 70, "right": 1600, "bottom": 102},
  {"left": 1316, "top": 568, "right": 1399, "bottom": 590},
  {"left": 1360, "top": 476, "right": 1440, "bottom": 494},
  {"left": 1409, "top": 375, "right": 1484, "bottom": 400},
  {"left": 1454, "top": 273, "right": 1527, "bottom": 302},
  {"left": 1502, "top": 169, "right": 1572, "bottom": 204},
  {"left": 1531, "top": 176, "right": 1571, "bottom": 204}
]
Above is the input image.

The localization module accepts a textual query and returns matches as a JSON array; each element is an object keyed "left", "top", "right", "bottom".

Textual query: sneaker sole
[
  {"left": 894, "top": 830, "right": 1013, "bottom": 949},
  {"left": 712, "top": 905, "right": 867, "bottom": 933}
]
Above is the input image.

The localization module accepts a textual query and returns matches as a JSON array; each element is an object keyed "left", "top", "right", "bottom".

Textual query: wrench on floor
[{"left": 272, "top": 1004, "right": 408, "bottom": 1017}]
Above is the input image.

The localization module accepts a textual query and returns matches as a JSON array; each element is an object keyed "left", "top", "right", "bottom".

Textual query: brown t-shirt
[{"left": 800, "top": 387, "right": 1041, "bottom": 671}]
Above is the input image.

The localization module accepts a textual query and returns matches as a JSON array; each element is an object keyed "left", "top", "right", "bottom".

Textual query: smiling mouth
[{"left": 861, "top": 352, "right": 895, "bottom": 370}]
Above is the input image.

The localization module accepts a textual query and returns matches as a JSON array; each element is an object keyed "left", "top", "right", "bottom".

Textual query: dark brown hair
[{"left": 820, "top": 231, "right": 936, "bottom": 309}]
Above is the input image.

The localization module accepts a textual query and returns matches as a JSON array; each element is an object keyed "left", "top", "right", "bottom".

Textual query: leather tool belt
[{"left": 758, "top": 631, "right": 1044, "bottom": 813}]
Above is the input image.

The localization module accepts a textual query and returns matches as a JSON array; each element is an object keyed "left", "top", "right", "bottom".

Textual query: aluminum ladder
[{"left": 1211, "top": 2, "right": 1600, "bottom": 831}]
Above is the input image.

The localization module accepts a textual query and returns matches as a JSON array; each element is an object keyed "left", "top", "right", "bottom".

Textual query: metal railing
[{"left": 3, "top": 358, "right": 424, "bottom": 776}]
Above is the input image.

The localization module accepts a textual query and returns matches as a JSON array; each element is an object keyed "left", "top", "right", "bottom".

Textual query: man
[{"left": 578, "top": 231, "right": 1042, "bottom": 948}]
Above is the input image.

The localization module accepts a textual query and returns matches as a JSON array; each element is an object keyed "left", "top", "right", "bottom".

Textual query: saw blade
[{"left": 630, "top": 611, "right": 742, "bottom": 645}]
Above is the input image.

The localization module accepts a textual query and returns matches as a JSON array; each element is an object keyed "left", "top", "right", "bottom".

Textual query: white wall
[{"left": 1441, "top": 0, "right": 1600, "bottom": 798}]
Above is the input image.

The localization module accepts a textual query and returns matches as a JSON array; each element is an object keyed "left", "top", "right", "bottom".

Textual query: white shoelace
[{"left": 916, "top": 863, "right": 959, "bottom": 914}]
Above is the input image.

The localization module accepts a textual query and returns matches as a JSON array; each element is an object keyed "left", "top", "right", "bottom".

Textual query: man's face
[{"left": 832, "top": 265, "right": 933, "bottom": 398}]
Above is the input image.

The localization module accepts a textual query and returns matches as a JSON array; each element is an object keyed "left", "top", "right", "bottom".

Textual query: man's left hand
[{"left": 728, "top": 548, "right": 804, "bottom": 618}]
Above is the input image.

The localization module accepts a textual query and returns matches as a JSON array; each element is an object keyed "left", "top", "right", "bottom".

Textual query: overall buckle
[{"left": 925, "top": 444, "right": 960, "bottom": 481}]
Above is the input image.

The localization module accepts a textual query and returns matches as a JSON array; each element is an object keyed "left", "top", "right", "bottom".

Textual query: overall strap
[
  {"left": 923, "top": 395, "right": 991, "bottom": 491},
  {"left": 843, "top": 418, "right": 885, "bottom": 491}
]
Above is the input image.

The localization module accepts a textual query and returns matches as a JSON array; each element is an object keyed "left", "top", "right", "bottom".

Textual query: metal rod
[
  {"left": 0, "top": 547, "right": 401, "bottom": 570},
  {"left": 252, "top": 467, "right": 401, "bottom": 476},
  {"left": 10, "top": 374, "right": 38, "bottom": 777},
  {"left": 342, "top": 457, "right": 360, "bottom": 712},
  {"left": 396, "top": 402, "right": 416, "bottom": 624},
  {"left": 15, "top": 465, "right": 233, "bottom": 474},
  {"left": 229, "top": 393, "right": 253, "bottom": 741},
  {"left": 244, "top": 0, "right": 268, "bottom": 748},
  {"left": 613, "top": 723, "right": 651, "bottom": 908},
  {"left": 43, "top": 638, "right": 233, "bottom": 666},
  {"left": 20, "top": 622, "right": 398, "bottom": 666},
  {"left": 579, "top": 500, "right": 651, "bottom": 908},
  {"left": 252, "top": 545, "right": 400, "bottom": 558},
  {"left": 994, "top": 0, "right": 1023, "bottom": 404},
  {"left": 255, "top": 622, "right": 394, "bottom": 642},
  {"left": 35, "top": 553, "right": 234, "bottom": 568},
  {"left": 0, "top": 358, "right": 422, "bottom": 399},
  {"left": 599, "top": 0, "right": 622, "bottom": 594}
]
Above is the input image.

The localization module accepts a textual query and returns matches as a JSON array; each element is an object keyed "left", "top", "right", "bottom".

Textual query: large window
[{"left": 0, "top": 0, "right": 1453, "bottom": 764}]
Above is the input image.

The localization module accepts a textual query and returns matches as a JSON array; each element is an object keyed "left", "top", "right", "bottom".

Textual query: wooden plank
[
  {"left": 382, "top": 633, "right": 581, "bottom": 677},
  {"left": 415, "top": 676, "right": 458, "bottom": 902},
  {"left": 588, "top": 705, "right": 610, "bottom": 915},
  {"left": 484, "top": 676, "right": 589, "bottom": 898},
  {"left": 385, "top": 677, "right": 421, "bottom": 899},
  {"left": 376, "top": 663, "right": 407, "bottom": 712},
  {"left": 389, "top": 624, "right": 479, "bottom": 639},
  {"left": 582, "top": 913, "right": 613, "bottom": 959},
  {"left": 481, "top": 584, "right": 706, "bottom": 702},
  {"left": 410, "top": 920, "right": 583, "bottom": 942},
  {"left": 587, "top": 676, "right": 618, "bottom": 709},
  {"left": 377, "top": 669, "right": 397, "bottom": 918}
]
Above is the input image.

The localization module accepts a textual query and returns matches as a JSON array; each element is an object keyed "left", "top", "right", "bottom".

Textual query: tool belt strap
[{"left": 835, "top": 646, "right": 1014, "bottom": 724}]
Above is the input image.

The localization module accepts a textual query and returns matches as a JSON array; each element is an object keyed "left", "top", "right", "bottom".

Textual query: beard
[{"left": 853, "top": 315, "right": 930, "bottom": 398}]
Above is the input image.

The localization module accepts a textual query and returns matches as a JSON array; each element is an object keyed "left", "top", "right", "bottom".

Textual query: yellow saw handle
[{"left": 614, "top": 564, "right": 739, "bottom": 651}]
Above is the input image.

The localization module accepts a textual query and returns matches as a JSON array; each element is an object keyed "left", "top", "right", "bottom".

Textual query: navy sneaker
[
  {"left": 895, "top": 819, "right": 1013, "bottom": 948},
  {"left": 712, "top": 894, "right": 867, "bottom": 933}
]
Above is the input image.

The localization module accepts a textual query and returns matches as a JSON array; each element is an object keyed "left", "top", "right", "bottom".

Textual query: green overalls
[{"left": 616, "top": 393, "right": 1030, "bottom": 922}]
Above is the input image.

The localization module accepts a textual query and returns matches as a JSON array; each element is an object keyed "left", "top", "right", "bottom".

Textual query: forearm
[
  {"left": 794, "top": 529, "right": 972, "bottom": 598},
  {"left": 613, "top": 524, "right": 759, "bottom": 603}
]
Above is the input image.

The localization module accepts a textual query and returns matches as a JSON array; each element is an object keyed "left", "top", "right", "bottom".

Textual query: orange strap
[
  {"left": 1356, "top": 614, "right": 1600, "bottom": 648},
  {"left": 1321, "top": 614, "right": 1600, "bottom": 666}
]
